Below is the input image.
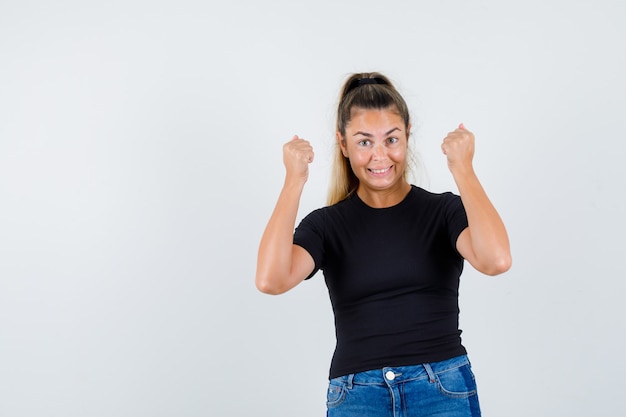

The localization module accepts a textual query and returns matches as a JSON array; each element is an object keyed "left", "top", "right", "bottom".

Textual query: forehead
[{"left": 346, "top": 107, "right": 405, "bottom": 132}]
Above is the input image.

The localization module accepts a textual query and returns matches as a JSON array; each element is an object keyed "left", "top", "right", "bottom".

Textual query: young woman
[{"left": 256, "top": 72, "right": 511, "bottom": 416}]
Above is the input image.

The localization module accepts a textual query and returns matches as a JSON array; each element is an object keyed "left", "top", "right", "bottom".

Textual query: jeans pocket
[
  {"left": 326, "top": 378, "right": 347, "bottom": 408},
  {"left": 435, "top": 364, "right": 478, "bottom": 399}
]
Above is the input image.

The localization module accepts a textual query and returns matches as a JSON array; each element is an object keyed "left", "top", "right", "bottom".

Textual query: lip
[{"left": 367, "top": 165, "right": 393, "bottom": 177}]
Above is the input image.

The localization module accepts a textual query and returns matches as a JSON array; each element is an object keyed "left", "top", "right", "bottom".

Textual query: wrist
[
  {"left": 283, "top": 175, "right": 307, "bottom": 191},
  {"left": 449, "top": 163, "right": 476, "bottom": 181}
]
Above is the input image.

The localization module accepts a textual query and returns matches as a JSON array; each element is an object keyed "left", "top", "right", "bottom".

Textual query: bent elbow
[
  {"left": 482, "top": 253, "right": 512, "bottom": 276},
  {"left": 255, "top": 273, "right": 287, "bottom": 295}
]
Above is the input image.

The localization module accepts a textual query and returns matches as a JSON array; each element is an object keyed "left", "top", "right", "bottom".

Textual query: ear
[
  {"left": 406, "top": 124, "right": 412, "bottom": 141},
  {"left": 336, "top": 131, "right": 348, "bottom": 157}
]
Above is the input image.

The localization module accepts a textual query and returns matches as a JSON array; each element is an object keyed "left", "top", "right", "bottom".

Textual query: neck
[{"left": 356, "top": 181, "right": 411, "bottom": 208}]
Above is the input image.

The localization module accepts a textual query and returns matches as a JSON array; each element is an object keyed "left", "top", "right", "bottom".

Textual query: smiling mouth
[{"left": 368, "top": 166, "right": 392, "bottom": 175}]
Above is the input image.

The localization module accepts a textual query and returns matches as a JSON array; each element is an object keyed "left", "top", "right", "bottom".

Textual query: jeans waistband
[{"left": 332, "top": 355, "right": 471, "bottom": 386}]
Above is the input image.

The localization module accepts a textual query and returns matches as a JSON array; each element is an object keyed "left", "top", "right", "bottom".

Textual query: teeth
[{"left": 370, "top": 167, "right": 390, "bottom": 174}]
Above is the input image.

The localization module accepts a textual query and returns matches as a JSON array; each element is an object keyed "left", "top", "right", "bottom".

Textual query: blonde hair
[{"left": 327, "top": 72, "right": 412, "bottom": 206}]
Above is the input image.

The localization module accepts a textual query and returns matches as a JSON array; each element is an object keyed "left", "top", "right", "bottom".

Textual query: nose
[{"left": 372, "top": 142, "right": 386, "bottom": 160}]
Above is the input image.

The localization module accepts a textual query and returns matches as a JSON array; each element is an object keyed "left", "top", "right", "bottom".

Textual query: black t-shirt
[{"left": 293, "top": 186, "right": 469, "bottom": 379}]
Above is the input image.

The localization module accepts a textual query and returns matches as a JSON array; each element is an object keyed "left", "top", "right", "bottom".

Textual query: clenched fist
[
  {"left": 283, "top": 135, "right": 315, "bottom": 183},
  {"left": 441, "top": 124, "right": 475, "bottom": 176}
]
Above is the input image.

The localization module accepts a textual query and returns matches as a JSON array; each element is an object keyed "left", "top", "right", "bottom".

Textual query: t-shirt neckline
[{"left": 351, "top": 185, "right": 415, "bottom": 211}]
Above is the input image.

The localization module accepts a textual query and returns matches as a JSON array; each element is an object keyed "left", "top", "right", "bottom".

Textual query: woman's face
[{"left": 339, "top": 107, "right": 410, "bottom": 197}]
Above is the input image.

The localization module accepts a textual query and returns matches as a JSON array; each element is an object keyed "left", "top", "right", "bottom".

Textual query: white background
[{"left": 1, "top": 1, "right": 625, "bottom": 416}]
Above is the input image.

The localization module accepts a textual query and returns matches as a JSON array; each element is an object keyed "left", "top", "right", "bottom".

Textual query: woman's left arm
[{"left": 442, "top": 124, "right": 512, "bottom": 276}]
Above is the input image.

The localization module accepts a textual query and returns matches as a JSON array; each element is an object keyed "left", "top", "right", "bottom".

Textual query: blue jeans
[{"left": 326, "top": 355, "right": 481, "bottom": 417}]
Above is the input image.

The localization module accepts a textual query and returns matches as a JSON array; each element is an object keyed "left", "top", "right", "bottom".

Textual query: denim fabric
[{"left": 326, "top": 355, "right": 481, "bottom": 417}]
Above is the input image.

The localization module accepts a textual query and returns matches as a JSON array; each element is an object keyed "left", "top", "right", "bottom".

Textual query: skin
[
  {"left": 338, "top": 107, "right": 412, "bottom": 208},
  {"left": 256, "top": 108, "right": 511, "bottom": 295},
  {"left": 442, "top": 123, "right": 512, "bottom": 275},
  {"left": 255, "top": 135, "right": 316, "bottom": 294}
]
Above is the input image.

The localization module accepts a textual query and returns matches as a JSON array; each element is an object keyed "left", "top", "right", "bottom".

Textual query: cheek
[
  {"left": 346, "top": 148, "right": 368, "bottom": 165},
  {"left": 348, "top": 156, "right": 364, "bottom": 172},
  {"left": 389, "top": 147, "right": 407, "bottom": 163},
  {"left": 347, "top": 154, "right": 371, "bottom": 177}
]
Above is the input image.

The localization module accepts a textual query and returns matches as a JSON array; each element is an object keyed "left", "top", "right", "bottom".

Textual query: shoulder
[
  {"left": 408, "top": 185, "right": 462, "bottom": 207},
  {"left": 306, "top": 193, "right": 357, "bottom": 217},
  {"left": 297, "top": 195, "right": 358, "bottom": 232}
]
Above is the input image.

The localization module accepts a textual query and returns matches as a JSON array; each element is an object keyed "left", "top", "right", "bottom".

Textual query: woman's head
[
  {"left": 328, "top": 72, "right": 412, "bottom": 205},
  {"left": 336, "top": 73, "right": 410, "bottom": 137}
]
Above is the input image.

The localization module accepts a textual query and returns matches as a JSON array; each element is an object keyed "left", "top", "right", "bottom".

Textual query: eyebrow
[{"left": 352, "top": 127, "right": 401, "bottom": 137}]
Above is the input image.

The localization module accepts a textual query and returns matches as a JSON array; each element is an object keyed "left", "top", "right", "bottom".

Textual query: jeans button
[{"left": 385, "top": 370, "right": 395, "bottom": 381}]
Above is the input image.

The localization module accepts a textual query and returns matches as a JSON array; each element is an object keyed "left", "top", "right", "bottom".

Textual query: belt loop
[
  {"left": 423, "top": 363, "right": 436, "bottom": 384},
  {"left": 346, "top": 373, "right": 354, "bottom": 390}
]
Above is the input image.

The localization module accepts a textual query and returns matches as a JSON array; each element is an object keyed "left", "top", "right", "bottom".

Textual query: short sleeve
[
  {"left": 443, "top": 193, "right": 469, "bottom": 251},
  {"left": 293, "top": 208, "right": 326, "bottom": 279}
]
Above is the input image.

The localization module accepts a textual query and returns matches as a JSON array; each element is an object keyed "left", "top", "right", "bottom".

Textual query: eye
[
  {"left": 358, "top": 139, "right": 371, "bottom": 146},
  {"left": 387, "top": 137, "right": 399, "bottom": 144}
]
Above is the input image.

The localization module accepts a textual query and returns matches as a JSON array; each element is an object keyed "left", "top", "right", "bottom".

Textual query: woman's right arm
[{"left": 255, "top": 136, "right": 316, "bottom": 295}]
